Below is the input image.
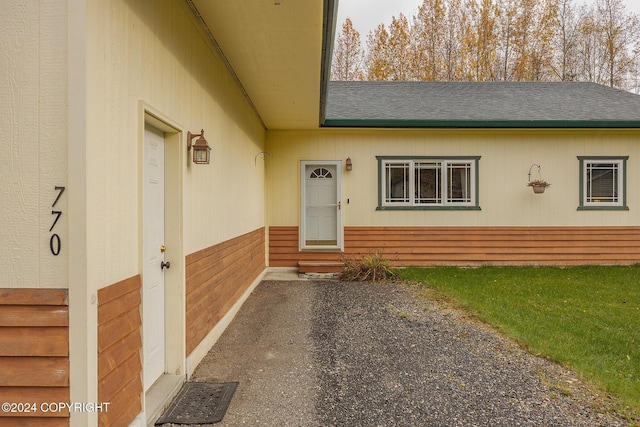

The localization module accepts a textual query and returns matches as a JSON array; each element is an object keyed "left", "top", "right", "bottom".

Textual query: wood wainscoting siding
[
  {"left": 270, "top": 226, "right": 340, "bottom": 266},
  {"left": 270, "top": 226, "right": 640, "bottom": 266},
  {"left": 0, "top": 289, "right": 70, "bottom": 426},
  {"left": 97, "top": 276, "right": 143, "bottom": 427},
  {"left": 186, "top": 228, "right": 266, "bottom": 356}
]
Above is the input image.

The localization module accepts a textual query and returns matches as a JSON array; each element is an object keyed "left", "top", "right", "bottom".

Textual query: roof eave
[
  {"left": 319, "top": 0, "right": 339, "bottom": 126},
  {"left": 322, "top": 119, "right": 640, "bottom": 129}
]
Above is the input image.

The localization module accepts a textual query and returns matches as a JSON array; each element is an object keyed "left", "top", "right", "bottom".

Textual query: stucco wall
[
  {"left": 0, "top": 1, "right": 69, "bottom": 289},
  {"left": 266, "top": 128, "right": 640, "bottom": 228},
  {"left": 85, "top": 0, "right": 266, "bottom": 289}
]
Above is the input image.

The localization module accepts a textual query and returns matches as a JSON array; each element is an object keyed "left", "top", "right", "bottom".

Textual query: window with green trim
[
  {"left": 578, "top": 156, "right": 628, "bottom": 210},
  {"left": 377, "top": 157, "right": 480, "bottom": 210}
]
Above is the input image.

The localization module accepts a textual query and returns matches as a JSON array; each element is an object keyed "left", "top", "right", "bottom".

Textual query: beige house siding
[
  {"left": 1, "top": 4, "right": 71, "bottom": 424},
  {"left": 81, "top": 1, "right": 268, "bottom": 424},
  {"left": 7, "top": 1, "right": 640, "bottom": 425},
  {"left": 266, "top": 129, "right": 640, "bottom": 227},
  {"left": 0, "top": 1, "right": 69, "bottom": 289},
  {"left": 85, "top": 0, "right": 266, "bottom": 288},
  {"left": 5, "top": 0, "right": 269, "bottom": 425},
  {"left": 266, "top": 129, "right": 640, "bottom": 266}
]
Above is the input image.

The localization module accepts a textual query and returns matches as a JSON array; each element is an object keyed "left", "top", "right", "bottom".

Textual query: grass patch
[{"left": 400, "top": 265, "right": 640, "bottom": 420}]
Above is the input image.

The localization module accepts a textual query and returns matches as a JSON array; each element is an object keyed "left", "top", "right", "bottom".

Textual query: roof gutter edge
[
  {"left": 322, "top": 119, "right": 640, "bottom": 129},
  {"left": 319, "top": 0, "right": 339, "bottom": 127}
]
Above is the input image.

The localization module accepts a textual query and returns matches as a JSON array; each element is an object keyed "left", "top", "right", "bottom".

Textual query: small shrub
[{"left": 339, "top": 252, "right": 398, "bottom": 282}]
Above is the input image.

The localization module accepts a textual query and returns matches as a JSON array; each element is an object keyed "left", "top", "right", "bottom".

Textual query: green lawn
[{"left": 400, "top": 265, "right": 640, "bottom": 420}]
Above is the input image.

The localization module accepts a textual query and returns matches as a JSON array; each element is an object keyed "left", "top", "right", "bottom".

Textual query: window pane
[
  {"left": 415, "top": 162, "right": 441, "bottom": 204},
  {"left": 385, "top": 163, "right": 410, "bottom": 203},
  {"left": 310, "top": 167, "right": 333, "bottom": 179},
  {"left": 586, "top": 162, "right": 618, "bottom": 203},
  {"left": 447, "top": 163, "right": 472, "bottom": 203},
  {"left": 379, "top": 158, "right": 477, "bottom": 208}
]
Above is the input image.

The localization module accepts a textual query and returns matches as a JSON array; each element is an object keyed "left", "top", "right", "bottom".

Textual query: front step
[{"left": 297, "top": 261, "right": 344, "bottom": 274}]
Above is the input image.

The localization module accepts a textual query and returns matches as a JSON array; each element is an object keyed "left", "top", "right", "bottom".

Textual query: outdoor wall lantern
[
  {"left": 346, "top": 157, "right": 353, "bottom": 171},
  {"left": 187, "top": 129, "right": 211, "bottom": 165}
]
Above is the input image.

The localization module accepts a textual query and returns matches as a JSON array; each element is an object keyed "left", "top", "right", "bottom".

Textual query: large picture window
[
  {"left": 378, "top": 156, "right": 480, "bottom": 210},
  {"left": 578, "top": 156, "right": 628, "bottom": 210}
]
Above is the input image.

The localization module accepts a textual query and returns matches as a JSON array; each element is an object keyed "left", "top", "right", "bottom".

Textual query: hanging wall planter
[
  {"left": 527, "top": 179, "right": 551, "bottom": 194},
  {"left": 527, "top": 164, "right": 551, "bottom": 194}
]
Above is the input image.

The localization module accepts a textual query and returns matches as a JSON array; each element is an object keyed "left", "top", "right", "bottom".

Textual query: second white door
[{"left": 143, "top": 124, "right": 166, "bottom": 391}]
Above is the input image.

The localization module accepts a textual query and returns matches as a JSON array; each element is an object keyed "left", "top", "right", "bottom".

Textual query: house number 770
[{"left": 50, "top": 186, "right": 65, "bottom": 256}]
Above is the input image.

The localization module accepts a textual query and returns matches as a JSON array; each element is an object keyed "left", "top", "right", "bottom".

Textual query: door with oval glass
[{"left": 300, "top": 161, "right": 342, "bottom": 250}]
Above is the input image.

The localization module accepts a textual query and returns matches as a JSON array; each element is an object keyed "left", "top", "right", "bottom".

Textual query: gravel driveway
[{"left": 191, "top": 279, "right": 627, "bottom": 426}]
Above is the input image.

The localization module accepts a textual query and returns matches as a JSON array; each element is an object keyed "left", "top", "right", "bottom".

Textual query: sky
[{"left": 337, "top": 0, "right": 640, "bottom": 41}]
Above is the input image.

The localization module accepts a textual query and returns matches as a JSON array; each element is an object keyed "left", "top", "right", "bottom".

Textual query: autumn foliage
[{"left": 331, "top": 0, "right": 640, "bottom": 92}]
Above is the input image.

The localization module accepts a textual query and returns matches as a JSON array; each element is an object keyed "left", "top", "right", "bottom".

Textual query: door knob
[{"left": 161, "top": 261, "right": 171, "bottom": 270}]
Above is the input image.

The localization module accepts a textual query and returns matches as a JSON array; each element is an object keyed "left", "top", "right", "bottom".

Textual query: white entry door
[
  {"left": 143, "top": 124, "right": 166, "bottom": 391},
  {"left": 300, "top": 161, "right": 342, "bottom": 249}
]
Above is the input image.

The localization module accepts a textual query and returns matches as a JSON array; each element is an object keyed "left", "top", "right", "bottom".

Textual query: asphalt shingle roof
[{"left": 324, "top": 81, "right": 640, "bottom": 128}]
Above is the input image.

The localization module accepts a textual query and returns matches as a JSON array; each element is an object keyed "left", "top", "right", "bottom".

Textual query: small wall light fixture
[
  {"left": 187, "top": 129, "right": 211, "bottom": 164},
  {"left": 345, "top": 157, "right": 353, "bottom": 171}
]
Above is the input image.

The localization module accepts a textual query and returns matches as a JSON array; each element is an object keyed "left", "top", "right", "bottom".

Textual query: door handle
[
  {"left": 161, "top": 261, "right": 171, "bottom": 270},
  {"left": 338, "top": 201, "right": 341, "bottom": 210}
]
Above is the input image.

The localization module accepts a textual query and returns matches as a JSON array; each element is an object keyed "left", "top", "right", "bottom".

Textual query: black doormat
[{"left": 156, "top": 382, "right": 238, "bottom": 425}]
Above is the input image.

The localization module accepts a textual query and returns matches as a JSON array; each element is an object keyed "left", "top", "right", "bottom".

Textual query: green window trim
[
  {"left": 376, "top": 156, "right": 481, "bottom": 211},
  {"left": 577, "top": 156, "right": 629, "bottom": 211}
]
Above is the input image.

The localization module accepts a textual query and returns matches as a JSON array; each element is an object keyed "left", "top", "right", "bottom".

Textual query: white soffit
[{"left": 192, "top": 0, "right": 324, "bottom": 129}]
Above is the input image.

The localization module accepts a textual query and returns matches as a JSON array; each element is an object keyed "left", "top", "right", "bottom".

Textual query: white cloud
[{"left": 336, "top": 0, "right": 422, "bottom": 38}]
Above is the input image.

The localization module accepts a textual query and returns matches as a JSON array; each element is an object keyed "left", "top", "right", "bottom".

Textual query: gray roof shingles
[{"left": 324, "top": 81, "right": 640, "bottom": 128}]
